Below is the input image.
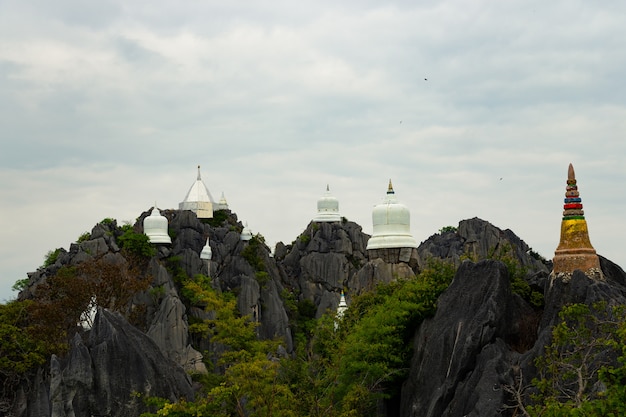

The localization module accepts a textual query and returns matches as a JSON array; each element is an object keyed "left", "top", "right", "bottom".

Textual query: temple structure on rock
[
  {"left": 179, "top": 165, "right": 215, "bottom": 219},
  {"left": 552, "top": 163, "right": 602, "bottom": 279},
  {"left": 313, "top": 185, "right": 341, "bottom": 222},
  {"left": 336, "top": 291, "right": 348, "bottom": 318},
  {"left": 241, "top": 222, "right": 253, "bottom": 241},
  {"left": 200, "top": 237, "right": 212, "bottom": 261},
  {"left": 366, "top": 180, "right": 419, "bottom": 266},
  {"left": 215, "top": 192, "right": 229, "bottom": 211},
  {"left": 143, "top": 204, "right": 171, "bottom": 244}
]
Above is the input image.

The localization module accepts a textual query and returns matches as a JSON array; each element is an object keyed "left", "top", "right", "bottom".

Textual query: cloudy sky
[{"left": 1, "top": 0, "right": 625, "bottom": 301}]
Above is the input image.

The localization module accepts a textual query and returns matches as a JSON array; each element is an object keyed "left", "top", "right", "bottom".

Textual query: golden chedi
[{"left": 552, "top": 163, "right": 602, "bottom": 279}]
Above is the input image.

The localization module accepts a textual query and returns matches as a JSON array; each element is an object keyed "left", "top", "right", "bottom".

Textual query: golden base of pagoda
[
  {"left": 552, "top": 218, "right": 603, "bottom": 280},
  {"left": 553, "top": 248, "right": 602, "bottom": 278}
]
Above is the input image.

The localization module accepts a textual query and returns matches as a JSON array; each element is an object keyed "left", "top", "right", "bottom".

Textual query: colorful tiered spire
[{"left": 552, "top": 163, "right": 602, "bottom": 279}]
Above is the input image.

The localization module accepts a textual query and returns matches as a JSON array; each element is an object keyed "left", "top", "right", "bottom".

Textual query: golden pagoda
[{"left": 552, "top": 163, "right": 602, "bottom": 279}]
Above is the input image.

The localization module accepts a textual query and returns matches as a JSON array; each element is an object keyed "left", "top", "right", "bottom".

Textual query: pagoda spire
[
  {"left": 387, "top": 179, "right": 394, "bottom": 194},
  {"left": 552, "top": 163, "right": 602, "bottom": 279}
]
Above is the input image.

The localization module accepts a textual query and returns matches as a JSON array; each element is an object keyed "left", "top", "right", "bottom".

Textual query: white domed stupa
[
  {"left": 200, "top": 237, "right": 212, "bottom": 260},
  {"left": 143, "top": 204, "right": 172, "bottom": 244},
  {"left": 241, "top": 222, "right": 253, "bottom": 241},
  {"left": 313, "top": 185, "right": 341, "bottom": 222},
  {"left": 179, "top": 165, "right": 215, "bottom": 219},
  {"left": 366, "top": 180, "right": 418, "bottom": 251}
]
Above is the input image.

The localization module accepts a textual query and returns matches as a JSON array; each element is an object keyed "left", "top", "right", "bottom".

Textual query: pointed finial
[
  {"left": 567, "top": 163, "right": 575, "bottom": 182},
  {"left": 387, "top": 179, "right": 394, "bottom": 194},
  {"left": 197, "top": 165, "right": 201, "bottom": 180}
]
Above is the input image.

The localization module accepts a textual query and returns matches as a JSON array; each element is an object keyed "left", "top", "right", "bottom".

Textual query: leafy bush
[
  {"left": 438, "top": 225, "right": 457, "bottom": 233},
  {"left": 203, "top": 210, "right": 230, "bottom": 227},
  {"left": 523, "top": 302, "right": 626, "bottom": 416},
  {"left": 241, "top": 235, "right": 267, "bottom": 272},
  {"left": 76, "top": 232, "right": 91, "bottom": 243},
  {"left": 0, "top": 300, "right": 51, "bottom": 396},
  {"left": 43, "top": 248, "right": 63, "bottom": 268},
  {"left": 118, "top": 225, "right": 156, "bottom": 258},
  {"left": 11, "top": 278, "right": 29, "bottom": 293}
]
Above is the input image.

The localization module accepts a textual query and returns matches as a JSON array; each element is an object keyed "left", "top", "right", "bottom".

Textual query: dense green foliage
[
  {"left": 118, "top": 224, "right": 157, "bottom": 258},
  {"left": 43, "top": 248, "right": 63, "bottom": 268},
  {"left": 520, "top": 302, "right": 626, "bottom": 416},
  {"left": 0, "top": 300, "right": 51, "bottom": 395},
  {"left": 143, "top": 260, "right": 456, "bottom": 417},
  {"left": 76, "top": 231, "right": 91, "bottom": 243},
  {"left": 203, "top": 210, "right": 231, "bottom": 227},
  {"left": 240, "top": 234, "right": 267, "bottom": 272},
  {"left": 0, "top": 256, "right": 152, "bottom": 398},
  {"left": 438, "top": 225, "right": 457, "bottom": 233}
]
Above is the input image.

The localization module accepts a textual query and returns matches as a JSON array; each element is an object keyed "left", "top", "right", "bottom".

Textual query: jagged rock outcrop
[
  {"left": 277, "top": 220, "right": 370, "bottom": 317},
  {"left": 417, "top": 217, "right": 550, "bottom": 274},
  {"left": 400, "top": 252, "right": 626, "bottom": 417},
  {"left": 20, "top": 309, "right": 194, "bottom": 417},
  {"left": 400, "top": 260, "right": 520, "bottom": 417},
  {"left": 13, "top": 207, "right": 626, "bottom": 417},
  {"left": 13, "top": 208, "right": 294, "bottom": 416},
  {"left": 147, "top": 293, "right": 207, "bottom": 374}
]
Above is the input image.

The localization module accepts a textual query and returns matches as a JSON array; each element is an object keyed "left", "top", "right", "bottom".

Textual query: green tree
[
  {"left": 0, "top": 300, "right": 51, "bottom": 399},
  {"left": 525, "top": 302, "right": 626, "bottom": 417},
  {"left": 118, "top": 224, "right": 156, "bottom": 258},
  {"left": 146, "top": 275, "right": 297, "bottom": 417}
]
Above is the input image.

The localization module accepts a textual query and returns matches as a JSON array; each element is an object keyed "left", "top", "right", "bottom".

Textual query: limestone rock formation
[
  {"left": 11, "top": 201, "right": 626, "bottom": 417},
  {"left": 277, "top": 220, "right": 370, "bottom": 317},
  {"left": 417, "top": 217, "right": 550, "bottom": 274},
  {"left": 22, "top": 309, "right": 194, "bottom": 417},
  {"left": 400, "top": 260, "right": 520, "bottom": 417},
  {"left": 400, "top": 250, "right": 626, "bottom": 417}
]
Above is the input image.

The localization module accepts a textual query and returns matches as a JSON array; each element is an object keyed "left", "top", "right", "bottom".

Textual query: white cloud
[{"left": 1, "top": 0, "right": 626, "bottom": 300}]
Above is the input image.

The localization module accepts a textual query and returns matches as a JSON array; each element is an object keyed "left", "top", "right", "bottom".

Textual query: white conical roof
[
  {"left": 366, "top": 180, "right": 417, "bottom": 250},
  {"left": 179, "top": 165, "right": 214, "bottom": 218},
  {"left": 200, "top": 237, "right": 212, "bottom": 260},
  {"left": 314, "top": 184, "right": 341, "bottom": 222},
  {"left": 143, "top": 205, "right": 172, "bottom": 244}
]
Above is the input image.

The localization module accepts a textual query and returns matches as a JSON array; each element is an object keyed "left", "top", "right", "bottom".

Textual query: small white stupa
[
  {"left": 336, "top": 291, "right": 348, "bottom": 319},
  {"left": 179, "top": 165, "right": 215, "bottom": 219},
  {"left": 200, "top": 237, "right": 212, "bottom": 260},
  {"left": 215, "top": 192, "right": 229, "bottom": 211},
  {"left": 313, "top": 185, "right": 341, "bottom": 222},
  {"left": 365, "top": 180, "right": 418, "bottom": 250},
  {"left": 143, "top": 204, "right": 172, "bottom": 244},
  {"left": 240, "top": 222, "right": 253, "bottom": 241}
]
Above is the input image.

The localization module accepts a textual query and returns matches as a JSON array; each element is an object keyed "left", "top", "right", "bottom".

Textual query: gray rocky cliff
[
  {"left": 400, "top": 251, "right": 626, "bottom": 417},
  {"left": 12, "top": 208, "right": 626, "bottom": 417},
  {"left": 400, "top": 260, "right": 520, "bottom": 417},
  {"left": 418, "top": 217, "right": 550, "bottom": 274},
  {"left": 277, "top": 220, "right": 370, "bottom": 317},
  {"left": 20, "top": 309, "right": 194, "bottom": 417}
]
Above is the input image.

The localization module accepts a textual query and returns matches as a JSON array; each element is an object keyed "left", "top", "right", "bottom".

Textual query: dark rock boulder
[
  {"left": 400, "top": 260, "right": 521, "bottom": 417},
  {"left": 16, "top": 308, "right": 194, "bottom": 417},
  {"left": 417, "top": 217, "right": 550, "bottom": 274},
  {"left": 278, "top": 220, "right": 370, "bottom": 316}
]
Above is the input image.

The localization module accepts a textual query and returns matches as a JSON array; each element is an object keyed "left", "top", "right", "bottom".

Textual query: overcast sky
[{"left": 1, "top": 0, "right": 625, "bottom": 301}]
